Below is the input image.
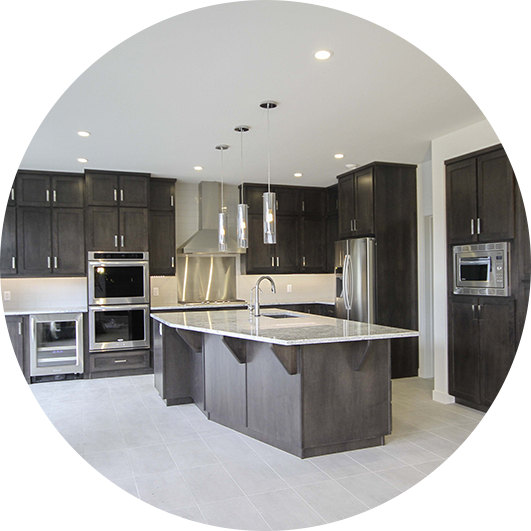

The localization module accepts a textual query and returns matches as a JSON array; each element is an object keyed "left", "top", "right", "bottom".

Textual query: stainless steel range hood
[{"left": 177, "top": 181, "right": 244, "bottom": 254}]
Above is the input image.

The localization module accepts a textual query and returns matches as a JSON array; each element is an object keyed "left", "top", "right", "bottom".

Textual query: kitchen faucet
[{"left": 250, "top": 276, "right": 276, "bottom": 317}]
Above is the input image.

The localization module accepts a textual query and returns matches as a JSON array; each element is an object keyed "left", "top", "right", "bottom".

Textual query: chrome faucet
[{"left": 250, "top": 276, "right": 276, "bottom": 317}]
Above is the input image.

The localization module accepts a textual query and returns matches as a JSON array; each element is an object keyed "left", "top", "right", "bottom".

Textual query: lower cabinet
[
  {"left": 89, "top": 349, "right": 151, "bottom": 375},
  {"left": 448, "top": 297, "right": 516, "bottom": 409},
  {"left": 0, "top": 316, "right": 25, "bottom": 385}
]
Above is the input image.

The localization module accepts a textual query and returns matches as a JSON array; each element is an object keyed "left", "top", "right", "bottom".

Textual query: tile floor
[{"left": 31, "top": 375, "right": 484, "bottom": 530}]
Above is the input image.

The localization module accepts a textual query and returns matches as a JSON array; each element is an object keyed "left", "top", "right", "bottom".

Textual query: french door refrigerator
[{"left": 334, "top": 238, "right": 376, "bottom": 323}]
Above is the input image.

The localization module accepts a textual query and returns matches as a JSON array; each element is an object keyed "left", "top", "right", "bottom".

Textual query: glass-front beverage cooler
[{"left": 30, "top": 313, "right": 83, "bottom": 377}]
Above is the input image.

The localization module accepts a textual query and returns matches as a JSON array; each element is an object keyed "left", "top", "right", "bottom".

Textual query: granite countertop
[
  {"left": 151, "top": 300, "right": 335, "bottom": 311},
  {"left": 151, "top": 308, "right": 419, "bottom": 346},
  {"left": 3, "top": 308, "right": 88, "bottom": 316}
]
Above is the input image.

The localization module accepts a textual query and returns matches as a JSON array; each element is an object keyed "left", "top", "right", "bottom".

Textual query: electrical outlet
[
  {"left": 153, "top": 287, "right": 160, "bottom": 296},
  {"left": 3, "top": 291, "right": 11, "bottom": 301},
  {"left": 287, "top": 284, "right": 292, "bottom": 293}
]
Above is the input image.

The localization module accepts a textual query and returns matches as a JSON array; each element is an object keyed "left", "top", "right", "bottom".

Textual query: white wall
[
  {"left": 431, "top": 120, "right": 500, "bottom": 403},
  {"left": 417, "top": 155, "right": 434, "bottom": 378}
]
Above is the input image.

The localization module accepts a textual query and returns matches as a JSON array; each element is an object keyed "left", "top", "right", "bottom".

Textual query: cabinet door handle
[
  {"left": 114, "top": 359, "right": 127, "bottom": 364},
  {"left": 477, "top": 304, "right": 482, "bottom": 320},
  {"left": 18, "top": 322, "right": 22, "bottom": 335},
  {"left": 114, "top": 235, "right": 118, "bottom": 248},
  {"left": 114, "top": 189, "right": 117, "bottom": 202},
  {"left": 471, "top": 304, "right": 476, "bottom": 319},
  {"left": 53, "top": 190, "right": 57, "bottom": 203},
  {"left": 470, "top": 219, "right": 475, "bottom": 235},
  {"left": 277, "top": 256, "right": 279, "bottom": 267},
  {"left": 171, "top": 256, "right": 175, "bottom": 268},
  {"left": 11, "top": 189, "right": 14, "bottom": 201},
  {"left": 350, "top": 220, "right": 354, "bottom": 231},
  {"left": 121, "top": 235, "right": 124, "bottom": 248},
  {"left": 54, "top": 256, "right": 58, "bottom": 269},
  {"left": 302, "top": 201, "right": 305, "bottom": 212},
  {"left": 159, "top": 323, "right": 163, "bottom": 335},
  {"left": 46, "top": 190, "right": 50, "bottom": 202},
  {"left": 354, "top": 219, "right": 357, "bottom": 231},
  {"left": 477, "top": 218, "right": 481, "bottom": 234},
  {"left": 276, "top": 200, "right": 279, "bottom": 210},
  {"left": 120, "top": 189, "right": 124, "bottom": 202},
  {"left": 303, "top": 256, "right": 306, "bottom": 267},
  {"left": 12, "top": 256, "right": 16, "bottom": 269},
  {"left": 47, "top": 256, "right": 51, "bottom": 269},
  {"left": 271, "top": 256, "right": 275, "bottom": 267},
  {"left": 170, "top": 195, "right": 174, "bottom": 207}
]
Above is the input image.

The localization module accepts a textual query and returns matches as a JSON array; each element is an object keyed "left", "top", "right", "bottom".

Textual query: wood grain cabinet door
[
  {"left": 1, "top": 206, "right": 17, "bottom": 275},
  {"left": 86, "top": 206, "right": 119, "bottom": 251},
  {"left": 52, "top": 208, "right": 85, "bottom": 275},
  {"left": 301, "top": 216, "right": 326, "bottom": 273},
  {"left": 446, "top": 158, "right": 478, "bottom": 245},
  {"left": 338, "top": 174, "right": 355, "bottom": 239},
  {"left": 448, "top": 297, "right": 481, "bottom": 404},
  {"left": 476, "top": 149, "right": 515, "bottom": 242},
  {"left": 245, "top": 213, "right": 274, "bottom": 274},
  {"left": 0, "top": 175, "right": 17, "bottom": 206},
  {"left": 51, "top": 175, "right": 84, "bottom": 208},
  {"left": 478, "top": 299, "right": 516, "bottom": 406},
  {"left": 16, "top": 173, "right": 51, "bottom": 207},
  {"left": 149, "top": 210, "right": 175, "bottom": 275},
  {"left": 149, "top": 179, "right": 175, "bottom": 211},
  {"left": 119, "top": 208, "right": 149, "bottom": 251},
  {"left": 119, "top": 175, "right": 149, "bottom": 208},
  {"left": 0, "top": 316, "right": 24, "bottom": 380},
  {"left": 354, "top": 168, "right": 375, "bottom": 236},
  {"left": 86, "top": 172, "right": 119, "bottom": 206},
  {"left": 16, "top": 207, "right": 52, "bottom": 276},
  {"left": 274, "top": 215, "right": 300, "bottom": 273}
]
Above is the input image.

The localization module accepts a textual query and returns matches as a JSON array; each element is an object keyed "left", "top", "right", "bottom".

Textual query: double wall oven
[{"left": 88, "top": 252, "right": 150, "bottom": 352}]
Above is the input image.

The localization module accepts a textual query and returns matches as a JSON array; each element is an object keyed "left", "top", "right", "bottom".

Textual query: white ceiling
[{"left": 20, "top": 1, "right": 484, "bottom": 187}]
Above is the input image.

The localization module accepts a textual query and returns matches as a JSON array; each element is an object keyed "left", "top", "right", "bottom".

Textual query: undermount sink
[{"left": 262, "top": 313, "right": 302, "bottom": 319}]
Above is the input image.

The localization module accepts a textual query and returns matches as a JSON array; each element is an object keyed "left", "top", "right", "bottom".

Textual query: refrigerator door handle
[{"left": 344, "top": 254, "right": 352, "bottom": 311}]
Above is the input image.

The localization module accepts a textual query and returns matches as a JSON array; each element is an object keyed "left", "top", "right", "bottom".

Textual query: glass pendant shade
[
  {"left": 263, "top": 192, "right": 277, "bottom": 244},
  {"left": 237, "top": 203, "right": 249, "bottom": 249},
  {"left": 218, "top": 211, "right": 228, "bottom": 252}
]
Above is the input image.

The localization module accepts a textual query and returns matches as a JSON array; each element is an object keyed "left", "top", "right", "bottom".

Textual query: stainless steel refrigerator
[{"left": 334, "top": 238, "right": 376, "bottom": 322}]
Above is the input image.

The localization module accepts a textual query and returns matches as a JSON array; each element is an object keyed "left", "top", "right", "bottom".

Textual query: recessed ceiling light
[
  {"left": 334, "top": 153, "right": 344, "bottom": 159},
  {"left": 81, "top": 8, "right": 105, "bottom": 22},
  {"left": 315, "top": 50, "right": 333, "bottom": 60},
  {"left": 194, "top": 166, "right": 203, "bottom": 171},
  {"left": 345, "top": 164, "right": 358, "bottom": 169},
  {"left": 77, "top": 158, "right": 88, "bottom": 163},
  {"left": 77, "top": 131, "right": 90, "bottom": 137},
  {"left": 489, "top": 79, "right": 505, "bottom": 88},
  {"left": 294, "top": 173, "right": 303, "bottom": 178}
]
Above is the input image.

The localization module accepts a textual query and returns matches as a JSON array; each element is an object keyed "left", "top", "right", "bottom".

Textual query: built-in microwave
[
  {"left": 453, "top": 242, "right": 510, "bottom": 296},
  {"left": 88, "top": 252, "right": 149, "bottom": 305}
]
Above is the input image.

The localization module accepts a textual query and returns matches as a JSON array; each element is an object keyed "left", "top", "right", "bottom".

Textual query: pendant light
[
  {"left": 215, "top": 144, "right": 229, "bottom": 252},
  {"left": 234, "top": 125, "right": 250, "bottom": 249},
  {"left": 260, "top": 100, "right": 278, "bottom": 244}
]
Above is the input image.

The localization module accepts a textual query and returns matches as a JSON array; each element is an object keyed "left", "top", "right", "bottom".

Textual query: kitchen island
[{"left": 151, "top": 308, "right": 418, "bottom": 458}]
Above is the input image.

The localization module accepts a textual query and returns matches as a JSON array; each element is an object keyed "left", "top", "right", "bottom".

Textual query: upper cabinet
[
  {"left": 85, "top": 170, "right": 150, "bottom": 252},
  {"left": 0, "top": 171, "right": 17, "bottom": 206},
  {"left": 338, "top": 167, "right": 374, "bottom": 239},
  {"left": 241, "top": 184, "right": 326, "bottom": 275},
  {"left": 86, "top": 170, "right": 149, "bottom": 208},
  {"left": 16, "top": 171, "right": 84, "bottom": 208},
  {"left": 446, "top": 148, "right": 515, "bottom": 244},
  {"left": 149, "top": 178, "right": 176, "bottom": 275}
]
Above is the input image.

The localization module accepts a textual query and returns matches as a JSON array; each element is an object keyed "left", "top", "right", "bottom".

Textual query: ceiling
[{"left": 20, "top": 1, "right": 484, "bottom": 187}]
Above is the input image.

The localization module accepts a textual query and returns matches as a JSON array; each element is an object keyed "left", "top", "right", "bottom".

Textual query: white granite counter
[
  {"left": 151, "top": 308, "right": 418, "bottom": 346},
  {"left": 151, "top": 300, "right": 334, "bottom": 311}
]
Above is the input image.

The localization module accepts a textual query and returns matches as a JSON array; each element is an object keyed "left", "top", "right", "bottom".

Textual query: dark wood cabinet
[
  {"left": 5, "top": 315, "right": 27, "bottom": 379},
  {"left": 86, "top": 172, "right": 119, "bottom": 206},
  {"left": 16, "top": 207, "right": 52, "bottom": 276},
  {"left": 338, "top": 168, "right": 374, "bottom": 238},
  {"left": 86, "top": 206, "right": 119, "bottom": 251},
  {"left": 0, "top": 316, "right": 25, "bottom": 385},
  {"left": 326, "top": 185, "right": 339, "bottom": 273},
  {"left": 149, "top": 178, "right": 176, "bottom": 275},
  {"left": 149, "top": 210, "right": 175, "bottom": 275},
  {"left": 51, "top": 174, "right": 84, "bottom": 207},
  {"left": 242, "top": 184, "right": 327, "bottom": 274},
  {"left": 120, "top": 208, "right": 149, "bottom": 251},
  {"left": 86, "top": 170, "right": 149, "bottom": 208},
  {"left": 446, "top": 147, "right": 514, "bottom": 244},
  {"left": 448, "top": 297, "right": 515, "bottom": 409},
  {"left": 16, "top": 172, "right": 52, "bottom": 207},
  {"left": 1, "top": 206, "right": 17, "bottom": 275},
  {"left": 52, "top": 209, "right": 85, "bottom": 275},
  {"left": 0, "top": 175, "right": 17, "bottom": 206},
  {"left": 150, "top": 178, "right": 175, "bottom": 211}
]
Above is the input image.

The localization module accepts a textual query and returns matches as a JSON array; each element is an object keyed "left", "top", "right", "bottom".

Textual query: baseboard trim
[{"left": 432, "top": 389, "right": 455, "bottom": 404}]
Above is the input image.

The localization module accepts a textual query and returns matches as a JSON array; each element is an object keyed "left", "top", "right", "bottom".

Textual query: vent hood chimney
[{"left": 177, "top": 182, "right": 244, "bottom": 254}]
